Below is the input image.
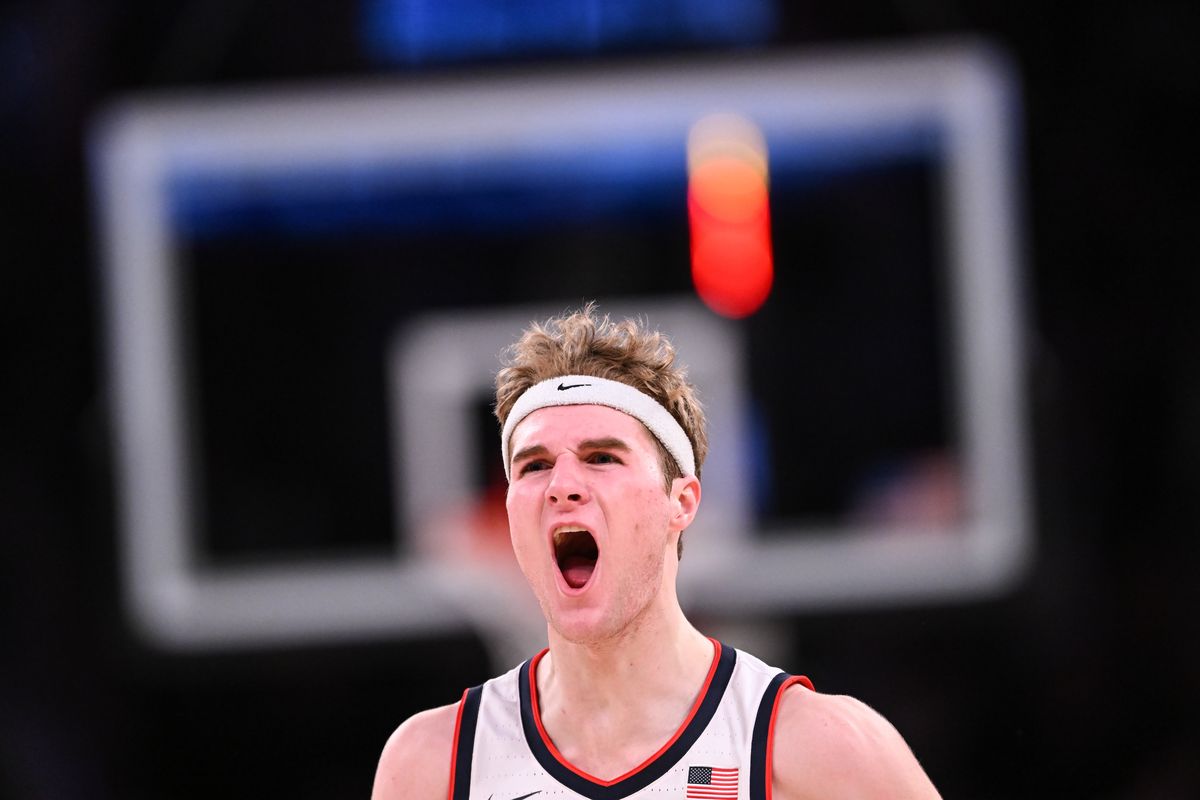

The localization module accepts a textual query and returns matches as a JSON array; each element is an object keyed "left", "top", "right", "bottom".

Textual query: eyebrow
[
  {"left": 509, "top": 437, "right": 632, "bottom": 467},
  {"left": 510, "top": 443, "right": 550, "bottom": 465},
  {"left": 577, "top": 437, "right": 632, "bottom": 453}
]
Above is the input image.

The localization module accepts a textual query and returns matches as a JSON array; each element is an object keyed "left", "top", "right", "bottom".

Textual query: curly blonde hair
[{"left": 495, "top": 305, "right": 707, "bottom": 557}]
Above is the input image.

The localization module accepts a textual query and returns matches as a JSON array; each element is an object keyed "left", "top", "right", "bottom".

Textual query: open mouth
[{"left": 553, "top": 526, "right": 599, "bottom": 590}]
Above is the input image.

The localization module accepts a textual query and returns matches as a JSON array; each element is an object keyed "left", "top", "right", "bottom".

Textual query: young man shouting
[{"left": 373, "top": 306, "right": 941, "bottom": 800}]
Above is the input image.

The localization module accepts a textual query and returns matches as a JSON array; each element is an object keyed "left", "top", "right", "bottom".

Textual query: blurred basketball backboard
[{"left": 92, "top": 41, "right": 1028, "bottom": 650}]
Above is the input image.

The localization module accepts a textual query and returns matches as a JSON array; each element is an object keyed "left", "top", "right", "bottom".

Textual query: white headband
[{"left": 501, "top": 375, "right": 696, "bottom": 480}]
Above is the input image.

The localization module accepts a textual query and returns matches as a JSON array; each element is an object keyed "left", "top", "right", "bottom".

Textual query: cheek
[
  {"left": 623, "top": 485, "right": 674, "bottom": 539},
  {"left": 505, "top": 482, "right": 537, "bottom": 519},
  {"left": 506, "top": 486, "right": 542, "bottom": 555}
]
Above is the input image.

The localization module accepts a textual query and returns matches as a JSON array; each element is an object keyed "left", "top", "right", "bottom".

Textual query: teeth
[{"left": 553, "top": 526, "right": 590, "bottom": 547}]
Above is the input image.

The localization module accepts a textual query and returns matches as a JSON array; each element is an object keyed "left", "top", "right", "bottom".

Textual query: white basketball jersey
[{"left": 449, "top": 639, "right": 813, "bottom": 800}]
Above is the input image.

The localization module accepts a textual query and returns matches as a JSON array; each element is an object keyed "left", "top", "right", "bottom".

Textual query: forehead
[{"left": 508, "top": 404, "right": 658, "bottom": 453}]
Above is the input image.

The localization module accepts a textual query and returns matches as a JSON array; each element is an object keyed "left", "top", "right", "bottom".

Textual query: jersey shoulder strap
[
  {"left": 748, "top": 668, "right": 815, "bottom": 800},
  {"left": 448, "top": 683, "right": 484, "bottom": 800}
]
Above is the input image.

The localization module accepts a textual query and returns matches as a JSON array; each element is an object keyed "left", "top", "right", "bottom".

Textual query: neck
[
  {"left": 543, "top": 601, "right": 710, "bottom": 694},
  {"left": 534, "top": 601, "right": 714, "bottom": 779}
]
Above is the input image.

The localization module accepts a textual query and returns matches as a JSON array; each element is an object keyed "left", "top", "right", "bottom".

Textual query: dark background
[{"left": 2, "top": 1, "right": 1198, "bottom": 798}]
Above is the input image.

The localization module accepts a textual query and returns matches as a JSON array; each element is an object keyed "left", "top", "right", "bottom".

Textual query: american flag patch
[{"left": 686, "top": 765, "right": 738, "bottom": 799}]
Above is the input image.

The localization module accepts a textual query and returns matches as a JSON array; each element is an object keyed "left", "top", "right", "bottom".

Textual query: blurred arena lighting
[
  {"left": 91, "top": 42, "right": 1029, "bottom": 652},
  {"left": 362, "top": 0, "right": 777, "bottom": 63},
  {"left": 687, "top": 113, "right": 774, "bottom": 318}
]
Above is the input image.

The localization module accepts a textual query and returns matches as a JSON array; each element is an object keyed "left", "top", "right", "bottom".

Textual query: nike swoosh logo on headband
[{"left": 556, "top": 382, "right": 591, "bottom": 391}]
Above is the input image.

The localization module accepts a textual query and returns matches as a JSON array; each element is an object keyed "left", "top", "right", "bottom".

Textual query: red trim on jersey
[
  {"left": 764, "top": 675, "right": 814, "bottom": 800},
  {"left": 526, "top": 637, "right": 723, "bottom": 787},
  {"left": 447, "top": 687, "right": 469, "bottom": 800}
]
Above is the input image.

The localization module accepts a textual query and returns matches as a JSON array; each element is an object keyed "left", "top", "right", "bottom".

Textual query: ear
[{"left": 668, "top": 475, "right": 702, "bottom": 532}]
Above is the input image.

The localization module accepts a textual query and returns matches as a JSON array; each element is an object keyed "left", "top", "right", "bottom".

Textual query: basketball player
[{"left": 373, "top": 306, "right": 941, "bottom": 799}]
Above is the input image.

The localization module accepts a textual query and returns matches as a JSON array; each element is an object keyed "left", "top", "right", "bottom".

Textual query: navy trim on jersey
[
  {"left": 749, "top": 671, "right": 791, "bottom": 800},
  {"left": 452, "top": 685, "right": 484, "bottom": 800},
  {"left": 517, "top": 642, "right": 737, "bottom": 800}
]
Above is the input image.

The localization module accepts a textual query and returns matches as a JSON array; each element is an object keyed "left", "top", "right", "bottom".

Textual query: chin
[
  {"left": 542, "top": 603, "right": 610, "bottom": 644},
  {"left": 547, "top": 588, "right": 662, "bottom": 647},
  {"left": 549, "top": 619, "right": 623, "bottom": 647}
]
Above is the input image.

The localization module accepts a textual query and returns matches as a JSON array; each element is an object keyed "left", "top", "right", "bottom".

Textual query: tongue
[{"left": 560, "top": 556, "right": 596, "bottom": 589}]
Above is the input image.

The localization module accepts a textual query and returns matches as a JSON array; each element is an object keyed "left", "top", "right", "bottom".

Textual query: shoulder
[
  {"left": 771, "top": 683, "right": 941, "bottom": 800},
  {"left": 372, "top": 701, "right": 461, "bottom": 800}
]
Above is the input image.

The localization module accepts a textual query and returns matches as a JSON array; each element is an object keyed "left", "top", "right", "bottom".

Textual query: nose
[{"left": 545, "top": 453, "right": 590, "bottom": 507}]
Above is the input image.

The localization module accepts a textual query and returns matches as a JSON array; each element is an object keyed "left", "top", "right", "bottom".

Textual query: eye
[
  {"left": 517, "top": 460, "right": 550, "bottom": 476},
  {"left": 588, "top": 452, "right": 621, "bottom": 465}
]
